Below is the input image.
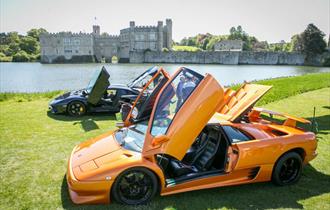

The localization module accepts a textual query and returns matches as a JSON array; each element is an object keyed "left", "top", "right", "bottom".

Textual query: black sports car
[{"left": 48, "top": 66, "right": 163, "bottom": 116}]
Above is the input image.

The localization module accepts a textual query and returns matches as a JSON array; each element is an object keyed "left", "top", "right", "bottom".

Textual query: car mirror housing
[
  {"left": 152, "top": 135, "right": 169, "bottom": 146},
  {"left": 115, "top": 121, "right": 125, "bottom": 128}
]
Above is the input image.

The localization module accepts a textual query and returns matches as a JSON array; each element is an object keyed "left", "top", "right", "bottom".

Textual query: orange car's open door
[
  {"left": 143, "top": 67, "right": 224, "bottom": 160},
  {"left": 218, "top": 83, "right": 272, "bottom": 122}
]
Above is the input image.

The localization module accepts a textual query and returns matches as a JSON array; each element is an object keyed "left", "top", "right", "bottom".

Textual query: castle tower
[
  {"left": 93, "top": 25, "right": 100, "bottom": 36},
  {"left": 157, "top": 21, "right": 164, "bottom": 51},
  {"left": 129, "top": 21, "right": 135, "bottom": 51},
  {"left": 166, "top": 19, "right": 172, "bottom": 49}
]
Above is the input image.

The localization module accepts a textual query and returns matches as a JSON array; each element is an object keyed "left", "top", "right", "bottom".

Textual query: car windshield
[
  {"left": 114, "top": 121, "right": 148, "bottom": 152},
  {"left": 150, "top": 68, "right": 203, "bottom": 136},
  {"left": 86, "top": 69, "right": 102, "bottom": 93},
  {"left": 127, "top": 66, "right": 158, "bottom": 89}
]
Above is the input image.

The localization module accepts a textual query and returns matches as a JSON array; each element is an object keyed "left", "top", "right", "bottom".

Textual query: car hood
[
  {"left": 70, "top": 131, "right": 140, "bottom": 181},
  {"left": 72, "top": 132, "right": 120, "bottom": 167},
  {"left": 56, "top": 89, "right": 85, "bottom": 100}
]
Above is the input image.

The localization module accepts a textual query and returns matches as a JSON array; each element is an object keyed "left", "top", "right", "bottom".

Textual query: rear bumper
[
  {"left": 304, "top": 150, "right": 318, "bottom": 164},
  {"left": 66, "top": 146, "right": 113, "bottom": 204}
]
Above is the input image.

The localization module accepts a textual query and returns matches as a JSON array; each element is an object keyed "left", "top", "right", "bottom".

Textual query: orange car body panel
[{"left": 67, "top": 68, "right": 317, "bottom": 204}]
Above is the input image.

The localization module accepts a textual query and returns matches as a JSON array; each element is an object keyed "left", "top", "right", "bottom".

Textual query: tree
[
  {"left": 290, "top": 34, "right": 303, "bottom": 52},
  {"left": 12, "top": 50, "right": 30, "bottom": 62},
  {"left": 27, "top": 28, "right": 47, "bottom": 41},
  {"left": 228, "top": 25, "right": 257, "bottom": 50},
  {"left": 8, "top": 42, "right": 20, "bottom": 56},
  {"left": 301, "top": 24, "right": 326, "bottom": 55},
  {"left": 19, "top": 36, "right": 39, "bottom": 54},
  {"left": 7, "top": 32, "right": 20, "bottom": 43}
]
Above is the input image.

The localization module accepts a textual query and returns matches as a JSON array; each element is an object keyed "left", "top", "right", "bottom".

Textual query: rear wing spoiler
[{"left": 248, "top": 107, "right": 311, "bottom": 127}]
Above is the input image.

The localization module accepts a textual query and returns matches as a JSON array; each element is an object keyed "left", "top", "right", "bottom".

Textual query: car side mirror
[
  {"left": 152, "top": 135, "right": 169, "bottom": 146},
  {"left": 115, "top": 121, "right": 124, "bottom": 128}
]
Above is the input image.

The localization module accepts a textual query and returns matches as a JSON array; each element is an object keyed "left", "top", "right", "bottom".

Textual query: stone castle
[{"left": 40, "top": 19, "right": 172, "bottom": 63}]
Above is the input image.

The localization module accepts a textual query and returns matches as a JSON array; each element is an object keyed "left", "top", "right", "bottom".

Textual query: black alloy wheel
[
  {"left": 272, "top": 152, "right": 303, "bottom": 186},
  {"left": 112, "top": 167, "right": 158, "bottom": 205},
  {"left": 67, "top": 101, "right": 86, "bottom": 116}
]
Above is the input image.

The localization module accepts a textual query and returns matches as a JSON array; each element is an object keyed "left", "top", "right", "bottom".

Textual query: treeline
[
  {"left": 174, "top": 24, "right": 329, "bottom": 56},
  {"left": 0, "top": 28, "right": 47, "bottom": 62}
]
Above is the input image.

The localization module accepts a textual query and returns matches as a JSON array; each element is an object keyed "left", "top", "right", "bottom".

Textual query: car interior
[{"left": 156, "top": 124, "right": 230, "bottom": 186}]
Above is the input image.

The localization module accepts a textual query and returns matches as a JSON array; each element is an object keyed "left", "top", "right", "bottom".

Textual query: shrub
[
  {"left": 0, "top": 52, "right": 12, "bottom": 62},
  {"left": 162, "top": 47, "right": 169, "bottom": 52},
  {"left": 12, "top": 50, "right": 30, "bottom": 62}
]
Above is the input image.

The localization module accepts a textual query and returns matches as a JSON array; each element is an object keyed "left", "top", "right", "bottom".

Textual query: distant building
[
  {"left": 40, "top": 19, "right": 172, "bottom": 63},
  {"left": 214, "top": 40, "right": 243, "bottom": 51},
  {"left": 252, "top": 41, "right": 268, "bottom": 51}
]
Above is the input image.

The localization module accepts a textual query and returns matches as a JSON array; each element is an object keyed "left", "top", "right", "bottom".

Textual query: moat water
[{"left": 0, "top": 62, "right": 329, "bottom": 92}]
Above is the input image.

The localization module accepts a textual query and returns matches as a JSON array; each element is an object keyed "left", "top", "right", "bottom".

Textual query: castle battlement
[
  {"left": 135, "top": 26, "right": 157, "bottom": 29},
  {"left": 40, "top": 19, "right": 172, "bottom": 63},
  {"left": 40, "top": 32, "right": 93, "bottom": 37},
  {"left": 97, "top": 34, "right": 120, "bottom": 39}
]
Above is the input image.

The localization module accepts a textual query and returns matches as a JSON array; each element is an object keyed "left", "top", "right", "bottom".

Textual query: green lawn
[{"left": 0, "top": 83, "right": 330, "bottom": 209}]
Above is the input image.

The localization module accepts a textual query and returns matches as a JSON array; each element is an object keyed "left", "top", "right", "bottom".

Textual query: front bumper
[
  {"left": 48, "top": 103, "right": 67, "bottom": 114},
  {"left": 66, "top": 146, "right": 114, "bottom": 204}
]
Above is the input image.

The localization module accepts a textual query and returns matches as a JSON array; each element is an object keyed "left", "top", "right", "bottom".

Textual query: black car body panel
[{"left": 48, "top": 66, "right": 161, "bottom": 116}]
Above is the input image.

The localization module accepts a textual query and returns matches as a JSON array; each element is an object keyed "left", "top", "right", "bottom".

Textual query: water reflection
[{"left": 0, "top": 62, "right": 329, "bottom": 92}]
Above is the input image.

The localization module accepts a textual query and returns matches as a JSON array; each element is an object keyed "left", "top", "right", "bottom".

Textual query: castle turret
[
  {"left": 166, "top": 19, "right": 172, "bottom": 50},
  {"left": 157, "top": 21, "right": 164, "bottom": 51},
  {"left": 93, "top": 25, "right": 100, "bottom": 36},
  {"left": 129, "top": 21, "right": 135, "bottom": 51}
]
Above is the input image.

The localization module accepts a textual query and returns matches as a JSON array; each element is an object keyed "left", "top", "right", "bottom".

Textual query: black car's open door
[{"left": 86, "top": 66, "right": 110, "bottom": 105}]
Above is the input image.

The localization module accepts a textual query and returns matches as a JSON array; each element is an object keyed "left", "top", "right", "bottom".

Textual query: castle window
[
  {"left": 149, "top": 33, "right": 156, "bottom": 41},
  {"left": 64, "top": 50, "right": 72, "bottom": 53},
  {"left": 63, "top": 38, "right": 71, "bottom": 45},
  {"left": 89, "top": 50, "right": 91, "bottom": 54},
  {"left": 74, "top": 39, "right": 80, "bottom": 45},
  {"left": 75, "top": 50, "right": 79, "bottom": 53},
  {"left": 149, "top": 42, "right": 156, "bottom": 50}
]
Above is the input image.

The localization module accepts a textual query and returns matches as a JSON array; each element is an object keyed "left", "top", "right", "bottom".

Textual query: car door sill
[{"left": 166, "top": 169, "right": 227, "bottom": 187}]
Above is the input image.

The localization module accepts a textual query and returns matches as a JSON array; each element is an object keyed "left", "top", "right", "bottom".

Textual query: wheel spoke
[{"left": 118, "top": 171, "right": 154, "bottom": 203}]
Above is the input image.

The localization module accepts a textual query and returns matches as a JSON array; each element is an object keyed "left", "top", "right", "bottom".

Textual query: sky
[{"left": 0, "top": 0, "right": 329, "bottom": 43}]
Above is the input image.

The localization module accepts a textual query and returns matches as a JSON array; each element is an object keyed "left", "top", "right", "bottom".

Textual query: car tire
[
  {"left": 67, "top": 101, "right": 86, "bottom": 116},
  {"left": 272, "top": 152, "right": 303, "bottom": 186},
  {"left": 111, "top": 167, "right": 158, "bottom": 205}
]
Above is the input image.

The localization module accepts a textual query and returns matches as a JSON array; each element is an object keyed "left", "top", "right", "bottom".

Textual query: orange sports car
[{"left": 67, "top": 67, "right": 317, "bottom": 205}]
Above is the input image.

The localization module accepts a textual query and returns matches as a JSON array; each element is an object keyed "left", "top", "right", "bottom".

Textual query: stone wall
[
  {"left": 94, "top": 35, "right": 120, "bottom": 62},
  {"left": 40, "top": 32, "right": 94, "bottom": 63},
  {"left": 132, "top": 51, "right": 306, "bottom": 65}
]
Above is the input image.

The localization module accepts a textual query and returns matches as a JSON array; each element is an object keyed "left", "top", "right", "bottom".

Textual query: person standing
[{"left": 176, "top": 76, "right": 185, "bottom": 112}]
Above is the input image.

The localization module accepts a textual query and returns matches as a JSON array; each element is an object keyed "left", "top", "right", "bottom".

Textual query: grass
[
  {"left": 255, "top": 73, "right": 330, "bottom": 105},
  {"left": 0, "top": 75, "right": 330, "bottom": 209},
  {"left": 228, "top": 72, "right": 330, "bottom": 105},
  {"left": 0, "top": 90, "right": 64, "bottom": 102}
]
